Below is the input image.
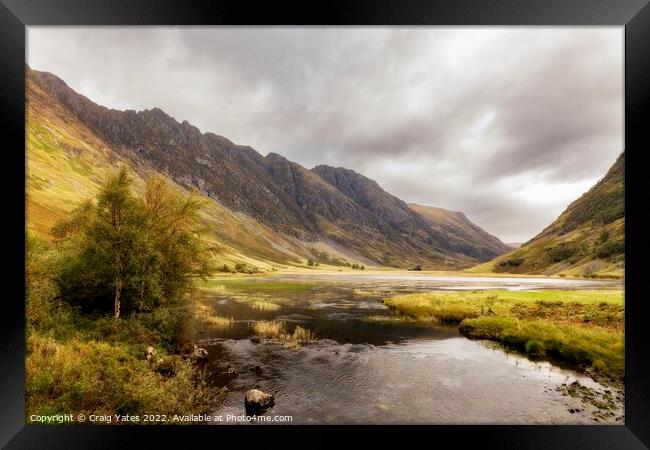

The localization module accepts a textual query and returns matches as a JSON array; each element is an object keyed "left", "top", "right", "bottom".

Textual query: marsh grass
[
  {"left": 363, "top": 315, "right": 430, "bottom": 326},
  {"left": 251, "top": 320, "right": 315, "bottom": 349},
  {"left": 352, "top": 289, "right": 383, "bottom": 298},
  {"left": 384, "top": 290, "right": 624, "bottom": 380},
  {"left": 252, "top": 320, "right": 286, "bottom": 339},
  {"left": 203, "top": 315, "right": 234, "bottom": 328},
  {"left": 193, "top": 302, "right": 233, "bottom": 330},
  {"left": 250, "top": 300, "right": 281, "bottom": 312},
  {"left": 384, "top": 293, "right": 483, "bottom": 323}
]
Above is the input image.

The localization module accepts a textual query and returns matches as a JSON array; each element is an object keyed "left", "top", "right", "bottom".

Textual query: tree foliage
[{"left": 53, "top": 167, "right": 214, "bottom": 317}]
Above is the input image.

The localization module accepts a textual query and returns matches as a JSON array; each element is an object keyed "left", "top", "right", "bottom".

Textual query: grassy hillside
[
  {"left": 26, "top": 73, "right": 369, "bottom": 272},
  {"left": 469, "top": 153, "right": 624, "bottom": 278}
]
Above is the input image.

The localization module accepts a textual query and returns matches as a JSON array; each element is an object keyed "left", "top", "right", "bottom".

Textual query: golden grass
[
  {"left": 290, "top": 325, "right": 315, "bottom": 342},
  {"left": 26, "top": 334, "right": 217, "bottom": 418},
  {"left": 251, "top": 320, "right": 315, "bottom": 349},
  {"left": 252, "top": 320, "right": 286, "bottom": 339},
  {"left": 384, "top": 290, "right": 623, "bottom": 328},
  {"left": 384, "top": 290, "right": 624, "bottom": 380},
  {"left": 193, "top": 302, "right": 233, "bottom": 329},
  {"left": 250, "top": 300, "right": 281, "bottom": 312}
]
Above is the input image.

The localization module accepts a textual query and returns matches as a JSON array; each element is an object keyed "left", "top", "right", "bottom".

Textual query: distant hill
[
  {"left": 26, "top": 67, "right": 510, "bottom": 270},
  {"left": 469, "top": 153, "right": 624, "bottom": 278},
  {"left": 407, "top": 203, "right": 511, "bottom": 262}
]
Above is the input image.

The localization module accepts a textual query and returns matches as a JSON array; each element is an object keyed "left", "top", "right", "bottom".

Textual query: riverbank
[
  {"left": 26, "top": 272, "right": 226, "bottom": 422},
  {"left": 202, "top": 276, "right": 623, "bottom": 424},
  {"left": 383, "top": 290, "right": 624, "bottom": 385}
]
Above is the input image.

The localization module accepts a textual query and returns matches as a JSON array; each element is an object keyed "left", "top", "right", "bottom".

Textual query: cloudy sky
[{"left": 27, "top": 27, "right": 623, "bottom": 243}]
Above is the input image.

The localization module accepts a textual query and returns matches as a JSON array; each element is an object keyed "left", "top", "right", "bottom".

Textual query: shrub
[
  {"left": 595, "top": 241, "right": 625, "bottom": 259},
  {"left": 548, "top": 244, "right": 576, "bottom": 262},
  {"left": 597, "top": 230, "right": 610, "bottom": 245},
  {"left": 498, "top": 258, "right": 523, "bottom": 267},
  {"left": 233, "top": 262, "right": 260, "bottom": 274},
  {"left": 140, "top": 305, "right": 192, "bottom": 350},
  {"left": 216, "top": 264, "right": 233, "bottom": 273}
]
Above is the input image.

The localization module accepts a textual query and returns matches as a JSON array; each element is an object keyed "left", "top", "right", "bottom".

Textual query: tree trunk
[{"left": 114, "top": 282, "right": 122, "bottom": 319}]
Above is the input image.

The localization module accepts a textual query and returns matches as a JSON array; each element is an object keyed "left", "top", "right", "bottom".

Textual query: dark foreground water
[{"left": 197, "top": 274, "right": 623, "bottom": 425}]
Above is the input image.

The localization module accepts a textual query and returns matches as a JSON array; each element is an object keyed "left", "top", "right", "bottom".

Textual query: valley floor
[
  {"left": 28, "top": 269, "right": 624, "bottom": 424},
  {"left": 206, "top": 265, "right": 625, "bottom": 281}
]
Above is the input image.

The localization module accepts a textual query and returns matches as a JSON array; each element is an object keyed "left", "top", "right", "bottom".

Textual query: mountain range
[{"left": 26, "top": 66, "right": 512, "bottom": 270}]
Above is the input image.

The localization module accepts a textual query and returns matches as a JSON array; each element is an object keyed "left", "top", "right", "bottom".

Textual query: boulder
[
  {"left": 191, "top": 344, "right": 209, "bottom": 361},
  {"left": 244, "top": 389, "right": 275, "bottom": 415},
  {"left": 145, "top": 346, "right": 157, "bottom": 362}
]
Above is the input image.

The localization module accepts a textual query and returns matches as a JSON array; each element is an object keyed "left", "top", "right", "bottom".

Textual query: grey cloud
[{"left": 27, "top": 27, "right": 622, "bottom": 242}]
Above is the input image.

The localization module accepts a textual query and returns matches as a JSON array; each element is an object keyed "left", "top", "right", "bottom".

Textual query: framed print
[{"left": 1, "top": 0, "right": 649, "bottom": 448}]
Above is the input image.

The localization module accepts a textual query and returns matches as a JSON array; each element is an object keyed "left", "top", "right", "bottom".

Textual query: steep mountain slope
[
  {"left": 27, "top": 67, "right": 510, "bottom": 269},
  {"left": 407, "top": 203, "right": 511, "bottom": 261},
  {"left": 29, "top": 68, "right": 315, "bottom": 239},
  {"left": 313, "top": 165, "right": 510, "bottom": 263},
  {"left": 313, "top": 165, "right": 428, "bottom": 229},
  {"left": 469, "top": 153, "right": 624, "bottom": 277},
  {"left": 26, "top": 71, "right": 312, "bottom": 269}
]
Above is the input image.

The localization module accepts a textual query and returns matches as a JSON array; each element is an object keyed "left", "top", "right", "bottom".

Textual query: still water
[{"left": 198, "top": 274, "right": 623, "bottom": 424}]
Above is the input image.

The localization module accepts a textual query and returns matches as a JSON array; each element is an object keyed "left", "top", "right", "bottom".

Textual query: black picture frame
[{"left": 2, "top": 1, "right": 649, "bottom": 448}]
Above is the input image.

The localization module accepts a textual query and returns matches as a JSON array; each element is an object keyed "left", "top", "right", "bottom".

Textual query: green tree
[
  {"left": 144, "top": 175, "right": 212, "bottom": 302},
  {"left": 85, "top": 167, "right": 153, "bottom": 318},
  {"left": 53, "top": 168, "right": 213, "bottom": 318}
]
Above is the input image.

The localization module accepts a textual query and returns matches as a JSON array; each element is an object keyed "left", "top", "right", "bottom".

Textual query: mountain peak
[{"left": 265, "top": 152, "right": 289, "bottom": 162}]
